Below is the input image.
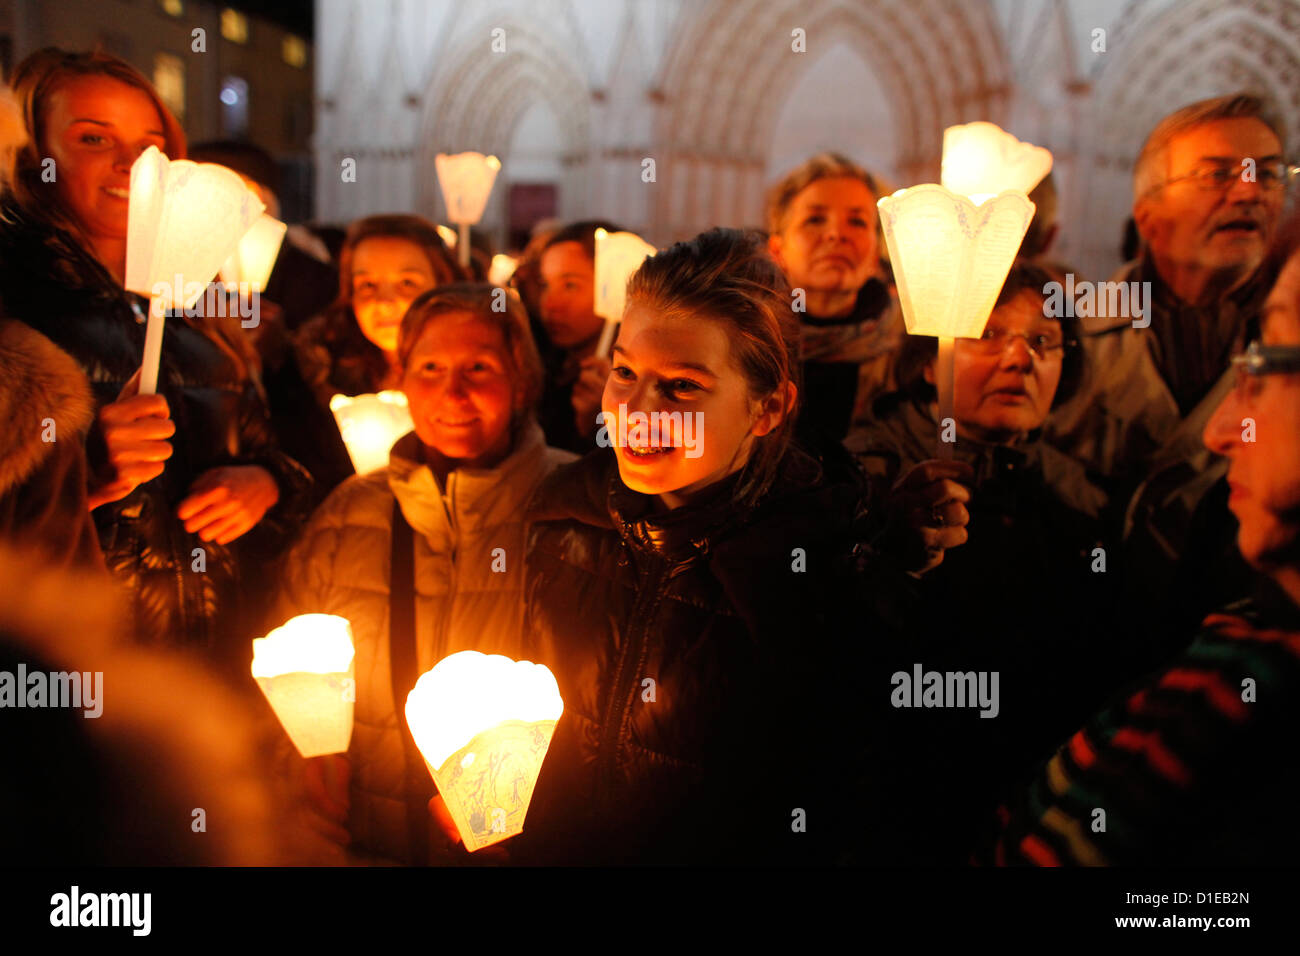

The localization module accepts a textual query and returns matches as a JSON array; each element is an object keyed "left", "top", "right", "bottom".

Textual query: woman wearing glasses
[
  {"left": 989, "top": 217, "right": 1300, "bottom": 865},
  {"left": 848, "top": 260, "right": 1128, "bottom": 863}
]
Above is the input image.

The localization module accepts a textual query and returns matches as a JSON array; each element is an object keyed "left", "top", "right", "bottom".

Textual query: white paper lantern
[
  {"left": 941, "top": 121, "right": 1053, "bottom": 201},
  {"left": 329, "top": 390, "right": 415, "bottom": 475},
  {"left": 251, "top": 614, "right": 356, "bottom": 758},
  {"left": 405, "top": 651, "right": 564, "bottom": 852}
]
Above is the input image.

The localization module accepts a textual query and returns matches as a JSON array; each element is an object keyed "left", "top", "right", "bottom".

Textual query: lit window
[
  {"left": 220, "top": 76, "right": 249, "bottom": 137},
  {"left": 282, "top": 35, "right": 307, "bottom": 69},
  {"left": 221, "top": 8, "right": 249, "bottom": 44},
  {"left": 153, "top": 53, "right": 185, "bottom": 122},
  {"left": 159, "top": 0, "right": 183, "bottom": 16}
]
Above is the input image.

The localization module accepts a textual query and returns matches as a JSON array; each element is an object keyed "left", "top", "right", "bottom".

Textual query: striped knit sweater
[{"left": 986, "top": 587, "right": 1300, "bottom": 866}]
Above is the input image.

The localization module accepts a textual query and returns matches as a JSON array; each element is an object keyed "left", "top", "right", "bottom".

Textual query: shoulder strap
[{"left": 389, "top": 498, "right": 431, "bottom": 865}]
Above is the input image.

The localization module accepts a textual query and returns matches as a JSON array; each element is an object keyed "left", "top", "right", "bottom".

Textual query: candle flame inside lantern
[
  {"left": 405, "top": 651, "right": 564, "bottom": 852},
  {"left": 251, "top": 614, "right": 356, "bottom": 758},
  {"left": 329, "top": 390, "right": 414, "bottom": 475},
  {"left": 940, "top": 121, "right": 1053, "bottom": 200}
]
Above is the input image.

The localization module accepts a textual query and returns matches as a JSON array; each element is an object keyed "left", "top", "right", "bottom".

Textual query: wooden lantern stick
[
  {"left": 935, "top": 335, "right": 955, "bottom": 460},
  {"left": 458, "top": 222, "right": 471, "bottom": 269},
  {"left": 139, "top": 297, "right": 166, "bottom": 395}
]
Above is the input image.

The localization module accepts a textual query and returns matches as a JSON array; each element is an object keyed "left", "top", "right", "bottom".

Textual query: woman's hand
[
  {"left": 88, "top": 370, "right": 175, "bottom": 510},
  {"left": 297, "top": 753, "right": 351, "bottom": 848},
  {"left": 571, "top": 355, "right": 612, "bottom": 439},
  {"left": 887, "top": 460, "right": 973, "bottom": 574},
  {"left": 177, "top": 465, "right": 280, "bottom": 544},
  {"left": 427, "top": 795, "right": 511, "bottom": 862}
]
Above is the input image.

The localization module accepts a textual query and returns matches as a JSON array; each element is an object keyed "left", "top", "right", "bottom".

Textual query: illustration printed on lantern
[
  {"left": 433, "top": 719, "right": 558, "bottom": 851},
  {"left": 595, "top": 406, "right": 704, "bottom": 458},
  {"left": 1042, "top": 274, "right": 1152, "bottom": 329}
]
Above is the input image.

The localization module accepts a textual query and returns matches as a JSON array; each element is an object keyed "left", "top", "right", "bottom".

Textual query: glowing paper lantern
[
  {"left": 219, "top": 212, "right": 288, "bottom": 293},
  {"left": 125, "top": 145, "right": 265, "bottom": 393},
  {"left": 593, "top": 228, "right": 656, "bottom": 356},
  {"left": 488, "top": 254, "right": 518, "bottom": 287},
  {"left": 940, "top": 121, "right": 1053, "bottom": 200},
  {"left": 329, "top": 390, "right": 414, "bottom": 475},
  {"left": 251, "top": 614, "right": 356, "bottom": 758},
  {"left": 405, "top": 651, "right": 563, "bottom": 852},
  {"left": 435, "top": 152, "right": 501, "bottom": 268},
  {"left": 436, "top": 224, "right": 458, "bottom": 249},
  {"left": 878, "top": 184, "right": 1035, "bottom": 456}
]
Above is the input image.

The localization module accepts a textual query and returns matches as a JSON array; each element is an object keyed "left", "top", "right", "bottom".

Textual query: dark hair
[
  {"left": 6, "top": 48, "right": 187, "bottom": 245},
  {"left": 893, "top": 259, "right": 1087, "bottom": 410},
  {"left": 542, "top": 220, "right": 625, "bottom": 262},
  {"left": 398, "top": 282, "right": 545, "bottom": 414},
  {"left": 317, "top": 214, "right": 466, "bottom": 385},
  {"left": 626, "top": 228, "right": 800, "bottom": 508}
]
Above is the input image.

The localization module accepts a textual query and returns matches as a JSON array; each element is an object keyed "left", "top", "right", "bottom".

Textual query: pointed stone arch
[
  {"left": 649, "top": 0, "right": 1010, "bottom": 241},
  {"left": 414, "top": 17, "right": 593, "bottom": 219}
]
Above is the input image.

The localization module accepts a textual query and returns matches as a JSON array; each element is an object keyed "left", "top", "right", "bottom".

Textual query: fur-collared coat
[{"left": 0, "top": 319, "right": 102, "bottom": 570}]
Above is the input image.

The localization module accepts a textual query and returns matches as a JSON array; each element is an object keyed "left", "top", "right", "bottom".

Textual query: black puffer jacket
[
  {"left": 0, "top": 204, "right": 311, "bottom": 655},
  {"left": 515, "top": 447, "right": 908, "bottom": 865}
]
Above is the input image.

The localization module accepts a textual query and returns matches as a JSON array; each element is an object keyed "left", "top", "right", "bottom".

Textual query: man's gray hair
[{"left": 1133, "top": 93, "right": 1285, "bottom": 202}]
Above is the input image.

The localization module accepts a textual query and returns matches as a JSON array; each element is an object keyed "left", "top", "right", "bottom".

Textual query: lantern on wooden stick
[
  {"left": 329, "top": 390, "right": 414, "bottom": 475},
  {"left": 125, "top": 145, "right": 264, "bottom": 393},
  {"left": 941, "top": 121, "right": 1053, "bottom": 201},
  {"left": 435, "top": 152, "right": 501, "bottom": 269},
  {"left": 251, "top": 614, "right": 356, "bottom": 758},
  {"left": 593, "top": 228, "right": 656, "bottom": 356},
  {"left": 405, "top": 651, "right": 563, "bottom": 852},
  {"left": 878, "top": 186, "right": 1035, "bottom": 456}
]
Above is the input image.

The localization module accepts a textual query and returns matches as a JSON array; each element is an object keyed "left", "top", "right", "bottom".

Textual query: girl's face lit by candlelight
[
  {"left": 402, "top": 310, "right": 521, "bottom": 470},
  {"left": 604, "top": 302, "right": 790, "bottom": 510},
  {"left": 43, "top": 74, "right": 167, "bottom": 245},
  {"left": 352, "top": 236, "right": 439, "bottom": 356}
]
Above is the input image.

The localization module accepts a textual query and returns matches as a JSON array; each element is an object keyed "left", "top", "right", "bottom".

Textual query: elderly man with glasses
[{"left": 1048, "top": 93, "right": 1292, "bottom": 480}]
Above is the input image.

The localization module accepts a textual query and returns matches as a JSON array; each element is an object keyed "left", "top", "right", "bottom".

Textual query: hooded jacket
[
  {"left": 0, "top": 203, "right": 312, "bottom": 653},
  {"left": 0, "top": 319, "right": 102, "bottom": 570},
  {"left": 274, "top": 421, "right": 574, "bottom": 865},
  {"left": 515, "top": 447, "right": 898, "bottom": 865}
]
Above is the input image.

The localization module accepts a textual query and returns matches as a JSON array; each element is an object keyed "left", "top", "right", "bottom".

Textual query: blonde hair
[{"left": 765, "top": 152, "right": 879, "bottom": 235}]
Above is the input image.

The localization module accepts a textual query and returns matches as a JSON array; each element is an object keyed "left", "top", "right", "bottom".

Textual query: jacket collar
[{"left": 387, "top": 417, "right": 550, "bottom": 542}]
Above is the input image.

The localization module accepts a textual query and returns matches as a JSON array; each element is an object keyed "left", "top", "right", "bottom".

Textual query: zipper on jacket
[{"left": 595, "top": 558, "right": 670, "bottom": 800}]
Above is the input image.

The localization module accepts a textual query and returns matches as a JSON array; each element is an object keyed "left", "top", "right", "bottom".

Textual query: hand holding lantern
[{"left": 405, "top": 651, "right": 563, "bottom": 852}]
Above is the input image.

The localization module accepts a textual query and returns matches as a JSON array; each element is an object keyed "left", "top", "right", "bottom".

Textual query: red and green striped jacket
[{"left": 986, "top": 592, "right": 1300, "bottom": 866}]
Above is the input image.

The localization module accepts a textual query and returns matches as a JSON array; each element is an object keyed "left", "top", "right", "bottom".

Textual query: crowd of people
[{"left": 1, "top": 47, "right": 1298, "bottom": 867}]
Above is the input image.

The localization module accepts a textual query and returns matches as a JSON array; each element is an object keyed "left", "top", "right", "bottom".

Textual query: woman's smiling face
[
  {"left": 603, "top": 302, "right": 787, "bottom": 509},
  {"left": 402, "top": 310, "right": 520, "bottom": 469},
  {"left": 43, "top": 74, "right": 167, "bottom": 241}
]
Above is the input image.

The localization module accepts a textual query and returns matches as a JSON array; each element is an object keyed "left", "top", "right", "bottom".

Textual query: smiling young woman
[{"left": 0, "top": 49, "right": 310, "bottom": 658}]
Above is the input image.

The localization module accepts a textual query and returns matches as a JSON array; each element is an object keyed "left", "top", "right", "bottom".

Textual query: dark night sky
[{"left": 228, "top": 0, "right": 314, "bottom": 37}]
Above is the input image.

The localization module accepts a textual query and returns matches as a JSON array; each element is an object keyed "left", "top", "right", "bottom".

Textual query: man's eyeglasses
[
  {"left": 1158, "top": 161, "right": 1300, "bottom": 193},
  {"left": 1229, "top": 340, "right": 1300, "bottom": 400},
  {"left": 966, "top": 327, "right": 1074, "bottom": 360}
]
